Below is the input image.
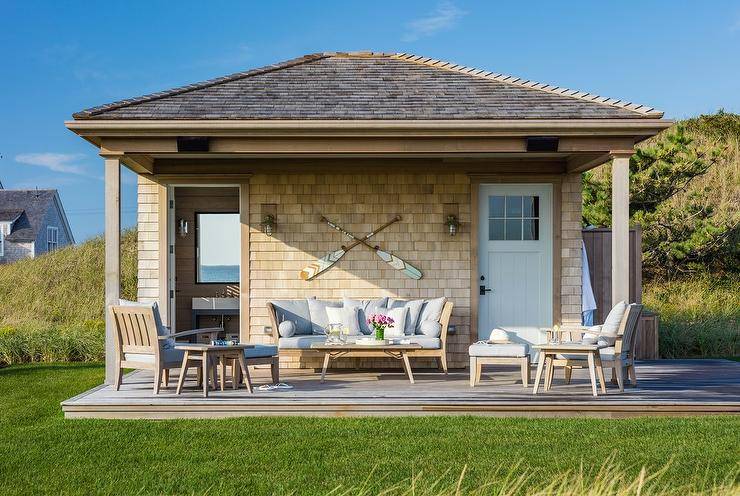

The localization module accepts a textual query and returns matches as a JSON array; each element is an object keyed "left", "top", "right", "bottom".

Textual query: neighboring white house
[{"left": 0, "top": 189, "right": 74, "bottom": 263}]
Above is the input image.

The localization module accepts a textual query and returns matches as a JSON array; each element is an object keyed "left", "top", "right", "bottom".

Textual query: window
[
  {"left": 196, "top": 213, "right": 240, "bottom": 283},
  {"left": 0, "top": 225, "right": 4, "bottom": 257},
  {"left": 488, "top": 195, "right": 539, "bottom": 241},
  {"left": 47, "top": 226, "right": 59, "bottom": 252}
]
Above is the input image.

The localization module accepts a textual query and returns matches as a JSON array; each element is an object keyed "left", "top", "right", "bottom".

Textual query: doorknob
[{"left": 480, "top": 285, "right": 492, "bottom": 296}]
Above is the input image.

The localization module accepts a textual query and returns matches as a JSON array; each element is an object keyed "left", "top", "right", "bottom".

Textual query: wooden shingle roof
[{"left": 73, "top": 52, "right": 662, "bottom": 120}]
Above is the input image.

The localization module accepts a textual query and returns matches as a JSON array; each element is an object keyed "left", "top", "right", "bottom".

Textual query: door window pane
[
  {"left": 489, "top": 196, "right": 505, "bottom": 218},
  {"left": 489, "top": 219, "right": 505, "bottom": 240},
  {"left": 523, "top": 219, "right": 539, "bottom": 240},
  {"left": 506, "top": 196, "right": 523, "bottom": 217},
  {"left": 505, "top": 219, "right": 522, "bottom": 240},
  {"left": 197, "top": 213, "right": 240, "bottom": 283},
  {"left": 523, "top": 196, "right": 539, "bottom": 217}
]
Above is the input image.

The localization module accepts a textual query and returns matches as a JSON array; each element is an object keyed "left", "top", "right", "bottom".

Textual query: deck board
[{"left": 62, "top": 359, "right": 740, "bottom": 418}]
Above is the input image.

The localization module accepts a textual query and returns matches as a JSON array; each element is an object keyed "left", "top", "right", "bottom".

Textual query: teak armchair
[
  {"left": 550, "top": 303, "right": 643, "bottom": 391},
  {"left": 109, "top": 304, "right": 222, "bottom": 394}
]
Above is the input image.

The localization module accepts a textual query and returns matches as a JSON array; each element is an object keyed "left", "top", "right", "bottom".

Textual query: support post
[
  {"left": 611, "top": 153, "right": 631, "bottom": 304},
  {"left": 104, "top": 157, "right": 121, "bottom": 384},
  {"left": 239, "top": 182, "right": 250, "bottom": 344}
]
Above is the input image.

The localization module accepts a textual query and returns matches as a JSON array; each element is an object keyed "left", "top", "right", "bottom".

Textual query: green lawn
[{"left": 0, "top": 364, "right": 738, "bottom": 495}]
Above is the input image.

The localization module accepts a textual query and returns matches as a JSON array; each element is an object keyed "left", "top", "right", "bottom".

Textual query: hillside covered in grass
[{"left": 0, "top": 231, "right": 137, "bottom": 364}]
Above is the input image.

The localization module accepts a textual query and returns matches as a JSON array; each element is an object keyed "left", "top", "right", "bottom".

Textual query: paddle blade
[
  {"left": 300, "top": 249, "right": 346, "bottom": 280},
  {"left": 374, "top": 249, "right": 423, "bottom": 280}
]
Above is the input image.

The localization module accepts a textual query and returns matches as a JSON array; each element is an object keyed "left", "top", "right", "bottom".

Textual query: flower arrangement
[{"left": 367, "top": 314, "right": 394, "bottom": 340}]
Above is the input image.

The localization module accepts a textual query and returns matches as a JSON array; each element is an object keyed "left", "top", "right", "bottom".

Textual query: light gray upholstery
[
  {"left": 278, "top": 321, "right": 296, "bottom": 338},
  {"left": 388, "top": 298, "right": 425, "bottom": 335},
  {"left": 307, "top": 298, "right": 342, "bottom": 334},
  {"left": 278, "top": 335, "right": 327, "bottom": 349},
  {"left": 244, "top": 344, "right": 278, "bottom": 358},
  {"left": 124, "top": 347, "right": 184, "bottom": 364},
  {"left": 270, "top": 299, "right": 312, "bottom": 335},
  {"left": 383, "top": 306, "right": 409, "bottom": 338},
  {"left": 415, "top": 297, "right": 446, "bottom": 334},
  {"left": 418, "top": 320, "right": 442, "bottom": 338},
  {"left": 469, "top": 342, "right": 528, "bottom": 357},
  {"left": 408, "top": 336, "right": 441, "bottom": 349}
]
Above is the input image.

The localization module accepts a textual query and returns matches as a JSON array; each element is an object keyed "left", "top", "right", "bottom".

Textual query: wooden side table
[
  {"left": 532, "top": 343, "right": 607, "bottom": 397},
  {"left": 175, "top": 344, "right": 254, "bottom": 397}
]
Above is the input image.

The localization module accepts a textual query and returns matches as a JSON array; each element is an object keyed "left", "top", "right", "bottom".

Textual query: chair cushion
[
  {"left": 469, "top": 342, "right": 528, "bottom": 357},
  {"left": 243, "top": 344, "right": 278, "bottom": 359},
  {"left": 124, "top": 347, "right": 184, "bottom": 365},
  {"left": 278, "top": 335, "right": 327, "bottom": 349},
  {"left": 415, "top": 297, "right": 446, "bottom": 334},
  {"left": 407, "top": 336, "right": 441, "bottom": 349},
  {"left": 600, "top": 301, "right": 627, "bottom": 345},
  {"left": 597, "top": 346, "right": 625, "bottom": 361},
  {"left": 387, "top": 298, "right": 425, "bottom": 335},
  {"left": 418, "top": 320, "right": 442, "bottom": 338},
  {"left": 270, "top": 299, "right": 312, "bottom": 335},
  {"left": 307, "top": 298, "right": 342, "bottom": 334},
  {"left": 278, "top": 321, "right": 296, "bottom": 338},
  {"left": 118, "top": 299, "right": 174, "bottom": 349},
  {"left": 343, "top": 297, "right": 389, "bottom": 334}
]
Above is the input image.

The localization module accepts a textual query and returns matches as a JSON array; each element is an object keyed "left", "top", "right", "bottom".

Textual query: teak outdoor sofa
[{"left": 267, "top": 298, "right": 454, "bottom": 372}]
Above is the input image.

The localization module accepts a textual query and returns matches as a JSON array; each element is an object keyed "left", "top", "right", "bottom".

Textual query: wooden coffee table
[
  {"left": 532, "top": 343, "right": 607, "bottom": 396},
  {"left": 175, "top": 343, "right": 254, "bottom": 397},
  {"left": 311, "top": 341, "right": 423, "bottom": 384}
]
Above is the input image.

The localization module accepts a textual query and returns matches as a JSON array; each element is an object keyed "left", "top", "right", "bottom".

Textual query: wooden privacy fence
[{"left": 582, "top": 226, "right": 659, "bottom": 359}]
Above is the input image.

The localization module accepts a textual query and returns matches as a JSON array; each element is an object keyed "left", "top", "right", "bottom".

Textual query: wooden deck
[{"left": 62, "top": 359, "right": 740, "bottom": 419}]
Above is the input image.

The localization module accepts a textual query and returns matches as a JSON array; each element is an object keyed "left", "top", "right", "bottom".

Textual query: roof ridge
[
  {"left": 73, "top": 53, "right": 332, "bottom": 119},
  {"left": 390, "top": 52, "right": 663, "bottom": 118}
]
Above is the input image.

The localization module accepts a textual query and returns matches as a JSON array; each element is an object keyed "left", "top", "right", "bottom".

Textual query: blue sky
[{"left": 2, "top": 1, "right": 739, "bottom": 241}]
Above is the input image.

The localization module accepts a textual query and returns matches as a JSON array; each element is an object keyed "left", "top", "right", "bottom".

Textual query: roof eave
[{"left": 66, "top": 118, "right": 673, "bottom": 139}]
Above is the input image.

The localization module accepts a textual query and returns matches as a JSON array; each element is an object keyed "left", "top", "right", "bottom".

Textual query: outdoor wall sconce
[
  {"left": 261, "top": 214, "right": 276, "bottom": 237},
  {"left": 178, "top": 218, "right": 189, "bottom": 238},
  {"left": 445, "top": 215, "right": 460, "bottom": 236}
]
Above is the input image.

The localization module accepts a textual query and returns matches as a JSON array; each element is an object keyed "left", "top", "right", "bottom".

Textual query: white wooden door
[{"left": 478, "top": 184, "right": 553, "bottom": 347}]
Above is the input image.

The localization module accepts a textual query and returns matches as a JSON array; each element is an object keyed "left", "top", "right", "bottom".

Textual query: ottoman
[{"left": 468, "top": 342, "right": 530, "bottom": 387}]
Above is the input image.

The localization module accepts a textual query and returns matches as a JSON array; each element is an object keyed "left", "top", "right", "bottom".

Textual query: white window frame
[
  {"left": 47, "top": 226, "right": 59, "bottom": 252},
  {"left": 0, "top": 224, "right": 5, "bottom": 257}
]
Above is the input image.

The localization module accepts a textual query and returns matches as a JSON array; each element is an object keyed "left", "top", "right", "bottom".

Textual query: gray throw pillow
[
  {"left": 388, "top": 298, "right": 425, "bottom": 335},
  {"left": 415, "top": 297, "right": 447, "bottom": 334},
  {"left": 343, "top": 297, "right": 389, "bottom": 334},
  {"left": 383, "top": 306, "right": 409, "bottom": 338},
  {"left": 307, "top": 298, "right": 342, "bottom": 334},
  {"left": 418, "top": 320, "right": 442, "bottom": 338},
  {"left": 278, "top": 320, "right": 296, "bottom": 338}
]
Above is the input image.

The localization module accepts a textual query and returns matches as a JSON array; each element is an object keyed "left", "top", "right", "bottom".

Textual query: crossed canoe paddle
[{"left": 299, "top": 216, "right": 423, "bottom": 281}]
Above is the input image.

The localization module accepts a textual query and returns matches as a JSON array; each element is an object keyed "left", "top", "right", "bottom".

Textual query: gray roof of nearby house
[
  {"left": 0, "top": 190, "right": 73, "bottom": 242},
  {"left": 73, "top": 52, "right": 662, "bottom": 121}
]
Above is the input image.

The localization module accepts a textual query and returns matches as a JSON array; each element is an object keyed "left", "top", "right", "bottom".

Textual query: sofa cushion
[
  {"left": 383, "top": 306, "right": 409, "bottom": 338},
  {"left": 278, "top": 321, "right": 296, "bottom": 338},
  {"left": 307, "top": 298, "right": 342, "bottom": 334},
  {"left": 327, "top": 306, "right": 363, "bottom": 335},
  {"left": 343, "top": 297, "right": 389, "bottom": 334},
  {"left": 387, "top": 298, "right": 425, "bottom": 335},
  {"left": 407, "top": 336, "right": 441, "bottom": 349},
  {"left": 244, "top": 344, "right": 278, "bottom": 359},
  {"left": 124, "top": 347, "right": 184, "bottom": 365},
  {"left": 469, "top": 342, "right": 528, "bottom": 357},
  {"left": 415, "top": 297, "right": 446, "bottom": 334},
  {"left": 278, "top": 335, "right": 327, "bottom": 349},
  {"left": 119, "top": 299, "right": 174, "bottom": 350},
  {"left": 270, "top": 299, "right": 312, "bottom": 335},
  {"left": 418, "top": 320, "right": 442, "bottom": 338}
]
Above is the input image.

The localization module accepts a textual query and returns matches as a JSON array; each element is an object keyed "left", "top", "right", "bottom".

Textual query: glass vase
[{"left": 375, "top": 327, "right": 384, "bottom": 340}]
